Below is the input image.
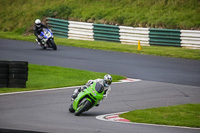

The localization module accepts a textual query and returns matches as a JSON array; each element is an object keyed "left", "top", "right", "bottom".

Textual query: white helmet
[
  {"left": 104, "top": 74, "right": 112, "bottom": 86},
  {"left": 35, "top": 19, "right": 41, "bottom": 27}
]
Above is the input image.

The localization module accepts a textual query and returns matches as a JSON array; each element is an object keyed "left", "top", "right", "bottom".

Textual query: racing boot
[
  {"left": 35, "top": 38, "right": 41, "bottom": 45},
  {"left": 95, "top": 101, "right": 100, "bottom": 106}
]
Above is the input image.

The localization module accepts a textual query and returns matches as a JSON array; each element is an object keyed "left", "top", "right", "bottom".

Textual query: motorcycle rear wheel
[
  {"left": 41, "top": 45, "right": 47, "bottom": 49},
  {"left": 75, "top": 99, "right": 92, "bottom": 116}
]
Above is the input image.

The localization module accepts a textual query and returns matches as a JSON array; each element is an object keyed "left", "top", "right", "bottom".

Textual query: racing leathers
[
  {"left": 71, "top": 78, "right": 111, "bottom": 105},
  {"left": 34, "top": 23, "right": 48, "bottom": 44}
]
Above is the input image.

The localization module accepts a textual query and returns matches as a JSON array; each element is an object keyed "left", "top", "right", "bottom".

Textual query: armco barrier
[
  {"left": 46, "top": 18, "right": 69, "bottom": 38},
  {"left": 93, "top": 24, "right": 120, "bottom": 42},
  {"left": 68, "top": 21, "right": 94, "bottom": 41},
  {"left": 46, "top": 18, "right": 200, "bottom": 49},
  {"left": 119, "top": 26, "right": 149, "bottom": 46},
  {"left": 149, "top": 28, "right": 181, "bottom": 46},
  {"left": 180, "top": 30, "right": 200, "bottom": 49}
]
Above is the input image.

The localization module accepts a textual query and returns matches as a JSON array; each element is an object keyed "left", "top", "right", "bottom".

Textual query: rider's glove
[
  {"left": 38, "top": 35, "right": 43, "bottom": 39},
  {"left": 86, "top": 80, "right": 93, "bottom": 87},
  {"left": 80, "top": 85, "right": 87, "bottom": 91}
]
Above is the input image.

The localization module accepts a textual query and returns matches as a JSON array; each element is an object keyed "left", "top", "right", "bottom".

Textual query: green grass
[
  {"left": 1, "top": 32, "right": 200, "bottom": 60},
  {"left": 0, "top": 64, "right": 126, "bottom": 93},
  {"left": 119, "top": 104, "right": 200, "bottom": 128},
  {"left": 0, "top": 0, "right": 199, "bottom": 34}
]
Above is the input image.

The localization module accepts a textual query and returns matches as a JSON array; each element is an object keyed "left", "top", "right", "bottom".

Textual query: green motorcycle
[{"left": 69, "top": 82, "right": 104, "bottom": 116}]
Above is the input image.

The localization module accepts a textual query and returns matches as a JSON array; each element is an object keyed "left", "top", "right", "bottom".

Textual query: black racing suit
[{"left": 34, "top": 24, "right": 48, "bottom": 43}]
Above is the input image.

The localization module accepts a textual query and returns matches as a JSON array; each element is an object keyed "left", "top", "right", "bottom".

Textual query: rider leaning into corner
[
  {"left": 71, "top": 74, "right": 112, "bottom": 106},
  {"left": 34, "top": 19, "right": 48, "bottom": 45}
]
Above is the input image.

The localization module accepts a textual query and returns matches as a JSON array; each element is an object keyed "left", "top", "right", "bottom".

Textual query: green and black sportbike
[{"left": 69, "top": 82, "right": 104, "bottom": 116}]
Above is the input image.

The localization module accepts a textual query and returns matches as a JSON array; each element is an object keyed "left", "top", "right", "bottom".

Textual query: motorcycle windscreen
[{"left": 95, "top": 82, "right": 104, "bottom": 93}]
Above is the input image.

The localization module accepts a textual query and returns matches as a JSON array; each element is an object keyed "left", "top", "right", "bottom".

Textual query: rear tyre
[
  {"left": 0, "top": 68, "right": 9, "bottom": 74},
  {"left": 9, "top": 61, "right": 28, "bottom": 68},
  {"left": 0, "top": 84, "right": 7, "bottom": 88},
  {"left": 8, "top": 84, "right": 26, "bottom": 88},
  {"left": 41, "top": 45, "right": 47, "bottom": 49},
  {"left": 0, "top": 61, "right": 9, "bottom": 88},
  {"left": 0, "top": 79, "right": 8, "bottom": 88},
  {"left": 0, "top": 74, "right": 8, "bottom": 79},
  {"left": 75, "top": 99, "right": 92, "bottom": 116},
  {"left": 9, "top": 74, "right": 28, "bottom": 81},
  {"left": 0, "top": 61, "right": 10, "bottom": 68},
  {"left": 9, "top": 79, "right": 26, "bottom": 84},
  {"left": 0, "top": 79, "right": 8, "bottom": 84},
  {"left": 9, "top": 68, "right": 28, "bottom": 74},
  {"left": 8, "top": 79, "right": 26, "bottom": 88}
]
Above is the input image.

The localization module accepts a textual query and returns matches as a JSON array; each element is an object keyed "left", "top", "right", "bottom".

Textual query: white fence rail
[
  {"left": 181, "top": 30, "right": 200, "bottom": 49},
  {"left": 68, "top": 21, "right": 94, "bottom": 41},
  {"left": 119, "top": 26, "right": 150, "bottom": 46},
  {"left": 47, "top": 18, "right": 200, "bottom": 49}
]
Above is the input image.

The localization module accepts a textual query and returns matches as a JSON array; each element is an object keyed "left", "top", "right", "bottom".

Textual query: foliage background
[{"left": 0, "top": 0, "right": 199, "bottom": 34}]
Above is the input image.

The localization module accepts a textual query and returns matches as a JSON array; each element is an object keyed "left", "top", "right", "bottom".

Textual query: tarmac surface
[{"left": 0, "top": 39, "right": 200, "bottom": 133}]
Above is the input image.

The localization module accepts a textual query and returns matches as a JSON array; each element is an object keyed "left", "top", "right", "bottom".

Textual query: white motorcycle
[{"left": 36, "top": 28, "right": 57, "bottom": 50}]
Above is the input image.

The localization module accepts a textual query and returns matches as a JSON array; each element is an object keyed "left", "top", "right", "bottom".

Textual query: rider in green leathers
[{"left": 71, "top": 74, "right": 112, "bottom": 105}]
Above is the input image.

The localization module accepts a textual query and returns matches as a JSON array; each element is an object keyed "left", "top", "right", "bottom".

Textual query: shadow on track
[{"left": 0, "top": 128, "right": 47, "bottom": 133}]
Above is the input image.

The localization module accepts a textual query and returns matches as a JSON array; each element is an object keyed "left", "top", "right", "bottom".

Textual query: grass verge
[
  {"left": 119, "top": 104, "right": 200, "bottom": 128},
  {"left": 0, "top": 32, "right": 200, "bottom": 60},
  {"left": 0, "top": 64, "right": 126, "bottom": 93}
]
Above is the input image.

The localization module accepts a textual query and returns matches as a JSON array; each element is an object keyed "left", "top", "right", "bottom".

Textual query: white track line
[
  {"left": 0, "top": 78, "right": 141, "bottom": 96},
  {"left": 0, "top": 85, "right": 82, "bottom": 96},
  {"left": 96, "top": 112, "right": 200, "bottom": 130}
]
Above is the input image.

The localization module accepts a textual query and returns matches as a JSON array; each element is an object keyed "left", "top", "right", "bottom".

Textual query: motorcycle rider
[
  {"left": 34, "top": 19, "right": 48, "bottom": 45},
  {"left": 71, "top": 74, "right": 112, "bottom": 106}
]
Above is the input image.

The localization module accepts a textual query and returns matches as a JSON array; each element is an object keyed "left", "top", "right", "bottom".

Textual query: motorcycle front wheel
[
  {"left": 69, "top": 104, "right": 75, "bottom": 113},
  {"left": 75, "top": 99, "right": 92, "bottom": 116},
  {"left": 49, "top": 39, "right": 57, "bottom": 50}
]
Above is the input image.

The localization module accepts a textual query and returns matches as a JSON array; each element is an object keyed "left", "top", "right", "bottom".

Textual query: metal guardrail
[
  {"left": 46, "top": 18, "right": 69, "bottom": 38},
  {"left": 119, "top": 26, "right": 149, "bottom": 46},
  {"left": 46, "top": 18, "right": 200, "bottom": 49},
  {"left": 149, "top": 28, "right": 181, "bottom": 46},
  {"left": 181, "top": 30, "right": 200, "bottom": 49},
  {"left": 68, "top": 21, "right": 94, "bottom": 41},
  {"left": 93, "top": 24, "right": 120, "bottom": 42}
]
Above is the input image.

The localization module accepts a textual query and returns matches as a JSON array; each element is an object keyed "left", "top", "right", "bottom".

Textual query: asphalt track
[
  {"left": 0, "top": 39, "right": 200, "bottom": 133},
  {"left": 1, "top": 39, "right": 200, "bottom": 87}
]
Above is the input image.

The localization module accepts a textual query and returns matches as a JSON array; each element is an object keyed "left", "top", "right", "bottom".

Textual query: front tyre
[
  {"left": 75, "top": 99, "right": 92, "bottom": 116},
  {"left": 49, "top": 39, "right": 57, "bottom": 50},
  {"left": 69, "top": 104, "right": 75, "bottom": 113}
]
